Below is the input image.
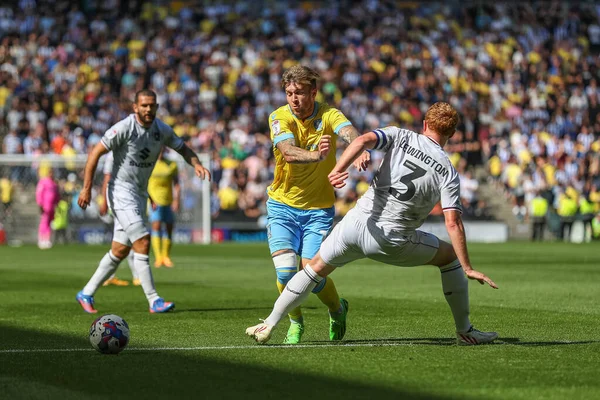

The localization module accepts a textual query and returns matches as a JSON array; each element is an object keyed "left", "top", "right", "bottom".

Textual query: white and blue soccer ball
[{"left": 89, "top": 314, "right": 130, "bottom": 354}]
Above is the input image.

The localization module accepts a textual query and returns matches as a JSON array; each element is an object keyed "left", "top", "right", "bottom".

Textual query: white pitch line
[
  {"left": 0, "top": 340, "right": 590, "bottom": 354},
  {"left": 0, "top": 342, "right": 430, "bottom": 353}
]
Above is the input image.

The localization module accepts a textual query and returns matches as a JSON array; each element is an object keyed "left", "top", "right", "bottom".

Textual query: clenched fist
[{"left": 318, "top": 135, "right": 331, "bottom": 160}]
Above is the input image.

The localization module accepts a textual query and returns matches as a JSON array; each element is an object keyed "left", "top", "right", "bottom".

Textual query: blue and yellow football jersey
[
  {"left": 148, "top": 159, "right": 178, "bottom": 206},
  {"left": 268, "top": 102, "right": 352, "bottom": 210}
]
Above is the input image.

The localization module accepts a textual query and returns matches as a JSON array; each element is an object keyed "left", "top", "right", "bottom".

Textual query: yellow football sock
[
  {"left": 151, "top": 235, "right": 162, "bottom": 260},
  {"left": 162, "top": 237, "right": 172, "bottom": 259},
  {"left": 277, "top": 280, "right": 303, "bottom": 322},
  {"left": 315, "top": 277, "right": 341, "bottom": 313}
]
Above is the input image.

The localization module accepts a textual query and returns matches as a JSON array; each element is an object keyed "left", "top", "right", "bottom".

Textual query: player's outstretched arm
[
  {"left": 338, "top": 125, "right": 371, "bottom": 171},
  {"left": 78, "top": 142, "right": 109, "bottom": 210},
  {"left": 276, "top": 137, "right": 328, "bottom": 164},
  {"left": 174, "top": 144, "right": 211, "bottom": 181},
  {"left": 328, "top": 132, "right": 378, "bottom": 188},
  {"left": 444, "top": 210, "right": 498, "bottom": 289}
]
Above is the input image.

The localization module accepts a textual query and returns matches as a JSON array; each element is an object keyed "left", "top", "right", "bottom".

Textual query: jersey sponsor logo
[
  {"left": 313, "top": 119, "right": 323, "bottom": 131},
  {"left": 140, "top": 147, "right": 150, "bottom": 160},
  {"left": 271, "top": 120, "right": 281, "bottom": 136},
  {"left": 129, "top": 160, "right": 155, "bottom": 168}
]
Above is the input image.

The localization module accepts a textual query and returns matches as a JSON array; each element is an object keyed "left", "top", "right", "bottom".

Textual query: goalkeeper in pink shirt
[{"left": 36, "top": 168, "right": 60, "bottom": 249}]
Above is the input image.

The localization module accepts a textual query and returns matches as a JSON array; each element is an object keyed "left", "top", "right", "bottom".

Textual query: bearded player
[{"left": 76, "top": 89, "right": 210, "bottom": 314}]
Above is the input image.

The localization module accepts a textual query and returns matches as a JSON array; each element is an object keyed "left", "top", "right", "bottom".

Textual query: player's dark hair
[{"left": 134, "top": 89, "right": 157, "bottom": 103}]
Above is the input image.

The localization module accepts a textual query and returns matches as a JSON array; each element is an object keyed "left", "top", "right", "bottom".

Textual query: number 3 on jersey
[{"left": 397, "top": 160, "right": 427, "bottom": 201}]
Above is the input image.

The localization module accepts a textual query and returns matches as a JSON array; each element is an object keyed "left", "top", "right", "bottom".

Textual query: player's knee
[
  {"left": 132, "top": 235, "right": 151, "bottom": 254},
  {"left": 430, "top": 240, "right": 457, "bottom": 268},
  {"left": 307, "top": 254, "right": 330, "bottom": 277},
  {"left": 273, "top": 252, "right": 297, "bottom": 285},
  {"left": 110, "top": 242, "right": 131, "bottom": 260},
  {"left": 275, "top": 268, "right": 296, "bottom": 285}
]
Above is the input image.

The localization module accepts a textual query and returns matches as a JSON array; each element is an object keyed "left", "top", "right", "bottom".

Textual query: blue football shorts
[
  {"left": 266, "top": 198, "right": 335, "bottom": 259},
  {"left": 149, "top": 205, "right": 175, "bottom": 224}
]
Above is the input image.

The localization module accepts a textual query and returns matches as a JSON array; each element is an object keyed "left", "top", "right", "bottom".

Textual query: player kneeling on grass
[
  {"left": 76, "top": 89, "right": 211, "bottom": 314},
  {"left": 247, "top": 102, "right": 499, "bottom": 345}
]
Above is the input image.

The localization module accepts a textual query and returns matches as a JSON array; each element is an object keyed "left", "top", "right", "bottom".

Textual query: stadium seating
[{"left": 1, "top": 1, "right": 599, "bottom": 233}]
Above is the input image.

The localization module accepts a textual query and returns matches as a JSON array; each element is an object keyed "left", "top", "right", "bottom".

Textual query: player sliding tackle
[
  {"left": 247, "top": 102, "right": 499, "bottom": 345},
  {"left": 76, "top": 89, "right": 210, "bottom": 314}
]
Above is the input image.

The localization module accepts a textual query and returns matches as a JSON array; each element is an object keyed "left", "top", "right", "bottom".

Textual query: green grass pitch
[{"left": 0, "top": 242, "right": 599, "bottom": 399}]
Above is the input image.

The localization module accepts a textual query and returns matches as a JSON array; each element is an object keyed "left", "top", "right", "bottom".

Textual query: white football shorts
[
  {"left": 107, "top": 189, "right": 149, "bottom": 246},
  {"left": 320, "top": 207, "right": 440, "bottom": 268},
  {"left": 110, "top": 205, "right": 149, "bottom": 246}
]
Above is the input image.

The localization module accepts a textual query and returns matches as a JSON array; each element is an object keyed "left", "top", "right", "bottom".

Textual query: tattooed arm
[
  {"left": 276, "top": 136, "right": 331, "bottom": 164},
  {"left": 337, "top": 125, "right": 361, "bottom": 144},
  {"left": 337, "top": 125, "right": 371, "bottom": 171}
]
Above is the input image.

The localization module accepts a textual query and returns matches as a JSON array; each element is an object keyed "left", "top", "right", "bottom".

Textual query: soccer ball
[{"left": 89, "top": 314, "right": 130, "bottom": 355}]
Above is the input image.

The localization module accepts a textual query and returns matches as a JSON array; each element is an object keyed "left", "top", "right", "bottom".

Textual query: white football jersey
[
  {"left": 356, "top": 126, "right": 462, "bottom": 235},
  {"left": 100, "top": 114, "right": 184, "bottom": 209},
  {"left": 102, "top": 151, "right": 113, "bottom": 175}
]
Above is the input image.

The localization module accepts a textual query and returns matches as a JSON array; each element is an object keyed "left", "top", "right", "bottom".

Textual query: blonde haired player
[
  {"left": 148, "top": 148, "right": 180, "bottom": 268},
  {"left": 264, "top": 65, "right": 370, "bottom": 344},
  {"left": 248, "top": 102, "right": 499, "bottom": 345}
]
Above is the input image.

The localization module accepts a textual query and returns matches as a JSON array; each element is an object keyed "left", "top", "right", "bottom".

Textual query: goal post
[
  {"left": 0, "top": 152, "right": 211, "bottom": 245},
  {"left": 167, "top": 151, "right": 212, "bottom": 245}
]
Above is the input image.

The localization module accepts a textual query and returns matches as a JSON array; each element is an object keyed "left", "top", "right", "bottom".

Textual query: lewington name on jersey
[{"left": 398, "top": 139, "right": 449, "bottom": 179}]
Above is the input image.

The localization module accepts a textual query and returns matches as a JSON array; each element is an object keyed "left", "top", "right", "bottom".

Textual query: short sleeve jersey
[
  {"left": 267, "top": 102, "right": 352, "bottom": 209},
  {"left": 356, "top": 126, "right": 462, "bottom": 234},
  {"left": 102, "top": 151, "right": 114, "bottom": 175},
  {"left": 101, "top": 114, "right": 184, "bottom": 208}
]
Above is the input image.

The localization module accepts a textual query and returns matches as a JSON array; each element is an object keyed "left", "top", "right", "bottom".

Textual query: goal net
[{"left": 0, "top": 152, "right": 211, "bottom": 245}]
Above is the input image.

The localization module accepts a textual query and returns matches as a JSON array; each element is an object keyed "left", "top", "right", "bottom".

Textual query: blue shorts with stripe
[
  {"left": 266, "top": 198, "right": 334, "bottom": 259},
  {"left": 149, "top": 205, "right": 175, "bottom": 224}
]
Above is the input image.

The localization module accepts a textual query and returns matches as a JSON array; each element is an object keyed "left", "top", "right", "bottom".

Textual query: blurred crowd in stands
[{"left": 1, "top": 0, "right": 599, "bottom": 236}]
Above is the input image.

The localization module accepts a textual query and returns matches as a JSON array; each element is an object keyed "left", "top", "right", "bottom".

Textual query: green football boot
[
  {"left": 283, "top": 321, "right": 305, "bottom": 344},
  {"left": 329, "top": 298, "right": 348, "bottom": 341}
]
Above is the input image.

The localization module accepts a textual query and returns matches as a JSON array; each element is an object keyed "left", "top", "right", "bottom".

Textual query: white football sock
[
  {"left": 82, "top": 251, "right": 121, "bottom": 296},
  {"left": 440, "top": 260, "right": 471, "bottom": 333},
  {"left": 126, "top": 251, "right": 137, "bottom": 279},
  {"left": 264, "top": 264, "right": 322, "bottom": 327},
  {"left": 133, "top": 252, "right": 159, "bottom": 306}
]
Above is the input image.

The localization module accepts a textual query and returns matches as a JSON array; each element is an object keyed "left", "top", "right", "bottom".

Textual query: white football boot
[
  {"left": 245, "top": 321, "right": 274, "bottom": 344},
  {"left": 457, "top": 326, "right": 498, "bottom": 345}
]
